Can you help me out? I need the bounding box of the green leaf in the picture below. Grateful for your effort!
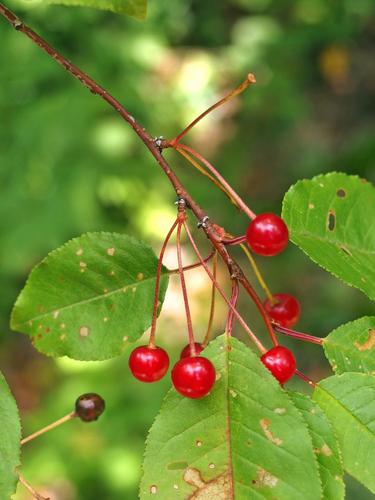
[11,232,168,361]
[289,392,345,500]
[313,373,375,493]
[141,335,322,499]
[282,172,375,300]
[323,316,375,375]
[0,372,21,498]
[45,0,147,19]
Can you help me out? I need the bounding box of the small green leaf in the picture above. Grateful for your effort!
[282,172,375,300]
[141,335,322,499]
[11,232,168,361]
[323,316,375,374]
[289,392,345,500]
[0,372,21,498]
[45,0,147,19]
[313,373,375,493]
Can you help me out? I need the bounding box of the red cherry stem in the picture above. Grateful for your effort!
[295,369,317,388]
[174,145,239,207]
[169,73,256,147]
[222,235,247,245]
[274,324,323,345]
[21,411,76,445]
[202,251,218,347]
[149,217,179,348]
[183,221,267,354]
[168,249,216,275]
[18,473,50,500]
[175,144,256,220]
[225,280,239,335]
[176,215,196,357]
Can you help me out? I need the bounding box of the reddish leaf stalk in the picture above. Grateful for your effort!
[225,280,239,335]
[183,221,266,354]
[175,143,256,220]
[149,218,179,348]
[202,251,218,347]
[295,369,317,388]
[176,214,196,356]
[274,325,323,345]
[169,73,256,147]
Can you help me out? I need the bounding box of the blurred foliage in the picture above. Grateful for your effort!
[0,0,374,498]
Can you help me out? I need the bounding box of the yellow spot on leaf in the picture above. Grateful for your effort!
[274,408,286,415]
[137,272,144,280]
[150,485,157,494]
[107,247,115,256]
[252,467,278,488]
[260,419,283,446]
[53,310,60,319]
[76,248,83,256]
[354,329,375,351]
[183,468,232,499]
[79,326,89,337]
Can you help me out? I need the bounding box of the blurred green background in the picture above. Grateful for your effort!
[1,0,374,498]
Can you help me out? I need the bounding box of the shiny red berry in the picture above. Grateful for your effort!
[263,293,301,328]
[75,393,105,422]
[246,213,289,256]
[171,356,216,399]
[129,345,169,383]
[180,342,204,359]
[261,346,296,383]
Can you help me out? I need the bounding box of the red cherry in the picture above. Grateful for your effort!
[180,342,204,359]
[75,393,105,422]
[263,293,301,328]
[246,213,289,256]
[171,356,216,399]
[129,345,169,383]
[261,346,296,383]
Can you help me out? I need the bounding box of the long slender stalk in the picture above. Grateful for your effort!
[239,243,276,304]
[183,222,266,354]
[167,249,215,275]
[175,146,238,207]
[176,219,196,356]
[225,280,239,335]
[149,218,179,347]
[274,325,323,345]
[295,369,317,388]
[169,73,256,146]
[176,144,256,220]
[202,251,218,346]
[18,473,50,500]
[21,412,76,445]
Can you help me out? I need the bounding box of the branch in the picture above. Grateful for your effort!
[0,3,273,350]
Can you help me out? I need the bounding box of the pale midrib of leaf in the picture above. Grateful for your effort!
[14,273,164,328]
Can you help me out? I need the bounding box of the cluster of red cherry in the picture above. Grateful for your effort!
[128,212,300,399]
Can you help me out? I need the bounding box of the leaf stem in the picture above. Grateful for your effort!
[239,243,276,305]
[20,412,76,445]
[176,213,196,356]
[149,218,179,348]
[202,251,218,347]
[225,280,239,335]
[18,473,50,500]
[183,221,266,354]
[175,144,256,220]
[274,325,323,345]
[295,369,317,388]
[169,73,256,147]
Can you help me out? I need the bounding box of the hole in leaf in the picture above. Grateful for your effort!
[340,246,352,257]
[327,210,336,231]
[336,188,346,198]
